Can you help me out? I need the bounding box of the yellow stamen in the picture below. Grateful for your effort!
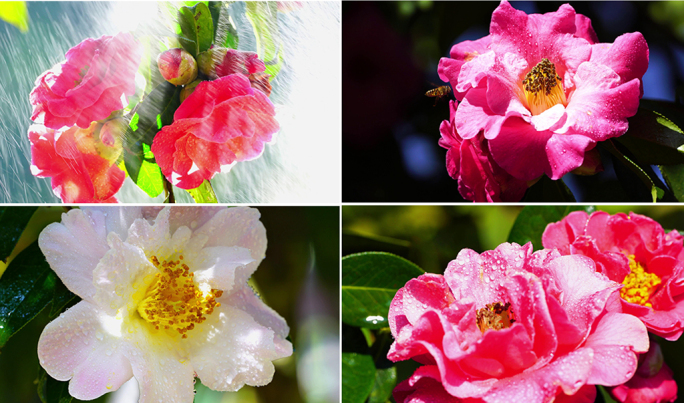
[137,255,223,338]
[476,302,515,333]
[620,255,661,308]
[522,58,567,115]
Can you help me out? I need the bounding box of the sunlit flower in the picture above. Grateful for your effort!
[543,211,684,340]
[610,342,678,403]
[439,100,527,202]
[28,121,125,203]
[30,32,141,130]
[388,242,649,402]
[151,74,279,189]
[438,1,648,181]
[37,207,292,402]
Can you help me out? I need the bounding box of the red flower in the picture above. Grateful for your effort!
[28,122,125,203]
[610,343,678,403]
[30,33,142,130]
[439,100,527,202]
[543,211,684,340]
[388,243,649,402]
[151,74,279,189]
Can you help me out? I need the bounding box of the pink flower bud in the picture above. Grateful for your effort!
[180,79,202,103]
[157,48,198,86]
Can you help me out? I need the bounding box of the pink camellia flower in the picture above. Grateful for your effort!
[151,74,278,189]
[439,100,527,202]
[542,211,684,340]
[30,33,142,130]
[28,122,125,203]
[388,242,649,403]
[198,47,271,96]
[438,1,648,181]
[38,207,292,402]
[610,343,678,403]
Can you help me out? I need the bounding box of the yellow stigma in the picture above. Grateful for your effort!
[476,302,515,334]
[137,255,223,338]
[522,58,567,115]
[620,255,661,308]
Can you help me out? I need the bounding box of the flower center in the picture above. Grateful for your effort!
[137,255,223,338]
[476,302,515,333]
[522,58,567,116]
[620,255,661,308]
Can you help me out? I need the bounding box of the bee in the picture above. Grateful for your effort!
[425,85,452,106]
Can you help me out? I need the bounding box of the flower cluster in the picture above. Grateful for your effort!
[438,1,648,202]
[28,33,141,202]
[27,4,281,201]
[37,207,292,402]
[389,211,680,403]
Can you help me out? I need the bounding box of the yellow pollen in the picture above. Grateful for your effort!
[137,255,223,338]
[522,58,567,115]
[476,302,515,334]
[620,255,661,308]
[464,51,479,62]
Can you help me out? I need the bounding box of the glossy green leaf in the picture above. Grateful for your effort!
[178,2,214,58]
[508,205,591,251]
[37,367,72,403]
[602,140,664,202]
[0,2,28,33]
[123,82,180,191]
[368,367,396,403]
[616,107,684,165]
[342,252,424,329]
[0,207,37,263]
[342,353,376,403]
[660,164,684,202]
[0,242,75,347]
[245,2,284,78]
[186,180,219,203]
[597,385,618,403]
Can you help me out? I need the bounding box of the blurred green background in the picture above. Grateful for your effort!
[0,206,340,403]
[342,205,684,403]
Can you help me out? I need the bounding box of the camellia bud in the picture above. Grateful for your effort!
[180,79,202,103]
[198,47,265,80]
[157,48,198,86]
[96,118,126,162]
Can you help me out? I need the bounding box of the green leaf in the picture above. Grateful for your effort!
[178,2,214,58]
[245,2,284,78]
[0,207,37,263]
[342,252,424,329]
[616,107,684,165]
[507,205,591,250]
[597,385,618,403]
[186,180,219,203]
[368,367,396,403]
[37,367,72,403]
[660,164,684,202]
[0,242,75,347]
[0,2,28,33]
[123,82,180,190]
[602,140,664,202]
[342,353,376,403]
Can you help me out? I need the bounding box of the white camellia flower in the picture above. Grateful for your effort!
[37,206,292,402]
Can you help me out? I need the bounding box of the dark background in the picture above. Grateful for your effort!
[342,1,684,202]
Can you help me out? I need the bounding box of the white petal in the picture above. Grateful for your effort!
[185,305,292,391]
[93,233,157,314]
[191,246,255,292]
[38,209,110,301]
[126,339,195,403]
[164,206,225,233]
[38,301,133,400]
[83,207,143,242]
[126,208,173,258]
[223,284,290,340]
[193,207,267,280]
